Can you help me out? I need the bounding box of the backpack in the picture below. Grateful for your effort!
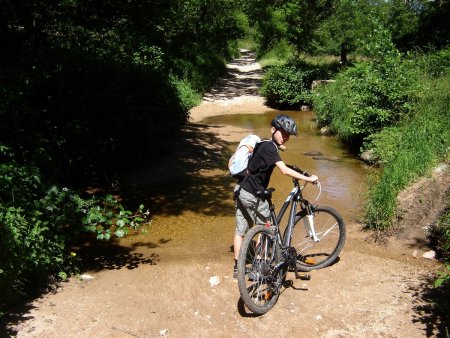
[228,134,261,179]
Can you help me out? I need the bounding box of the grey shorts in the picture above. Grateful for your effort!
[234,185,270,236]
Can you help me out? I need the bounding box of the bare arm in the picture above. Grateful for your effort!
[275,161,318,183]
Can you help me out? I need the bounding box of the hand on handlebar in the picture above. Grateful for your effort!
[285,164,318,184]
[308,175,319,184]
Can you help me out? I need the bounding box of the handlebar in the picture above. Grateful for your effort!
[286,164,321,202]
[286,164,310,177]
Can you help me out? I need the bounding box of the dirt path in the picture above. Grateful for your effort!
[5,50,449,338]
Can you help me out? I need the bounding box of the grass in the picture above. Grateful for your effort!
[258,39,294,67]
[364,70,450,230]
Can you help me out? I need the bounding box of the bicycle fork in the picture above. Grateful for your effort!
[303,206,320,242]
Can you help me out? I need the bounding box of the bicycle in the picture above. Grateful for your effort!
[237,165,346,314]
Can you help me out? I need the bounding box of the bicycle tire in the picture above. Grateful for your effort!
[237,225,283,314]
[289,205,346,272]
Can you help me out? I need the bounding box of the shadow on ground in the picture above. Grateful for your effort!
[120,122,236,217]
[410,274,450,337]
[203,50,264,101]
[76,237,162,271]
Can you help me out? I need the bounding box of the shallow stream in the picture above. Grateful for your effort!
[203,110,373,223]
[120,110,374,260]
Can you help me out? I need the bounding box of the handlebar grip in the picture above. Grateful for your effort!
[287,164,310,177]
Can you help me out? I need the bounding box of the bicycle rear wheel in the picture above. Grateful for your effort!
[237,225,283,314]
[290,205,346,272]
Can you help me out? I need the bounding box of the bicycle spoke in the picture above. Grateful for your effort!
[291,206,346,271]
[237,226,283,314]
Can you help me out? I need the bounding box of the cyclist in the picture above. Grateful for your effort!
[233,114,318,278]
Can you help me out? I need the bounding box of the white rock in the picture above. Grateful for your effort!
[160,329,169,336]
[315,315,322,320]
[209,276,220,286]
[79,274,95,280]
[320,126,331,135]
[422,250,436,260]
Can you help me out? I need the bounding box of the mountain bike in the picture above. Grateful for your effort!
[237,165,346,314]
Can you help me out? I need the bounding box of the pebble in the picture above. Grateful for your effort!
[422,250,436,260]
[79,274,95,280]
[209,276,220,286]
[160,329,169,336]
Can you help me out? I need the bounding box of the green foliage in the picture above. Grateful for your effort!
[414,47,450,78]
[261,63,313,108]
[433,206,450,288]
[435,265,450,288]
[247,2,290,55]
[0,148,150,314]
[170,75,202,112]
[413,0,450,50]
[258,39,294,67]
[313,26,421,144]
[261,59,338,109]
[363,68,450,230]
[169,50,228,98]
[77,194,150,240]
[431,193,450,289]
[1,0,249,317]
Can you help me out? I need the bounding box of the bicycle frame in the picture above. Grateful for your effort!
[237,169,346,314]
[261,177,322,282]
[268,179,316,249]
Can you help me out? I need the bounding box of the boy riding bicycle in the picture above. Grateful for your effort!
[233,114,318,278]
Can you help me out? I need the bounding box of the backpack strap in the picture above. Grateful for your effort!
[233,140,278,200]
[233,173,249,201]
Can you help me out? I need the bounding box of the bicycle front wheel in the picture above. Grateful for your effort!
[237,225,283,314]
[290,205,346,272]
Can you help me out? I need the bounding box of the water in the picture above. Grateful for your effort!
[121,110,374,256]
[203,110,373,223]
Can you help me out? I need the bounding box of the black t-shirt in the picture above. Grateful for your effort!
[240,140,281,195]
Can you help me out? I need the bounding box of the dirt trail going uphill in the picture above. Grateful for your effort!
[4,50,449,338]
[189,50,275,125]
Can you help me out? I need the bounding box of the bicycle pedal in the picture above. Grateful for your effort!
[297,273,311,281]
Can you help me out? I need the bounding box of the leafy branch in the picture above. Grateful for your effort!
[78,194,151,240]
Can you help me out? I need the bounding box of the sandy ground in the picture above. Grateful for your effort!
[4,50,449,338]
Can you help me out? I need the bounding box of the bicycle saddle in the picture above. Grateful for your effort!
[256,188,275,200]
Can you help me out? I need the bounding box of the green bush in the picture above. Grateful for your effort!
[170,75,202,112]
[417,47,450,78]
[364,70,450,230]
[432,200,450,289]
[313,56,420,144]
[433,202,450,259]
[313,24,425,146]
[261,59,333,109]
[258,39,294,67]
[0,147,150,317]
